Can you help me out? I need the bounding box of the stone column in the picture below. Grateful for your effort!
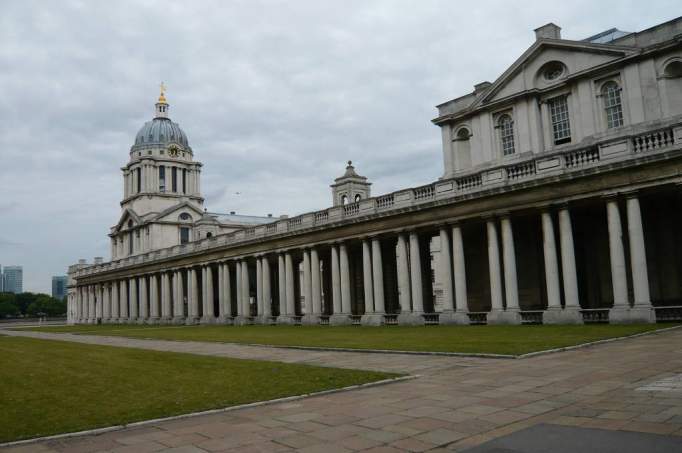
[111,281,120,321]
[163,272,173,321]
[285,252,295,316]
[302,250,313,319]
[371,238,385,315]
[606,198,629,319]
[396,234,411,315]
[174,270,184,321]
[95,285,103,320]
[120,279,129,321]
[262,257,272,319]
[626,194,655,322]
[220,263,232,321]
[88,286,95,322]
[241,260,250,317]
[500,216,520,314]
[139,276,148,321]
[256,257,263,317]
[409,232,424,314]
[235,261,242,317]
[486,219,505,318]
[339,243,352,315]
[310,248,321,315]
[559,207,581,313]
[331,245,342,316]
[452,225,468,315]
[102,284,111,321]
[188,268,199,322]
[542,211,561,309]
[362,239,374,314]
[149,274,159,321]
[204,265,215,320]
[129,278,138,321]
[438,228,454,313]
[278,254,287,318]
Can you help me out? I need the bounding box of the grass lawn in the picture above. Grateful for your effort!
[0,336,394,443]
[20,323,675,355]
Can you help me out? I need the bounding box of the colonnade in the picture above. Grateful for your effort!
[70,192,656,325]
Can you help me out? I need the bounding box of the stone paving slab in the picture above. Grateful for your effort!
[2,328,682,452]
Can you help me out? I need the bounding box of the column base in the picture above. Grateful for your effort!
[216,316,234,325]
[134,318,147,325]
[146,317,161,325]
[301,314,320,325]
[439,311,470,325]
[233,315,254,326]
[397,313,424,326]
[329,314,352,326]
[361,313,384,326]
[610,306,656,324]
[543,307,583,325]
[172,316,186,325]
[200,316,217,325]
[487,309,521,325]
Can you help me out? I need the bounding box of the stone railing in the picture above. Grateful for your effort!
[383,314,399,325]
[73,119,682,279]
[467,312,488,325]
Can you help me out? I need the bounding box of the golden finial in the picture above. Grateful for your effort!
[158,82,167,104]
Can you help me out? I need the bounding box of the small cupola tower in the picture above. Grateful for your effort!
[155,82,169,118]
[331,161,372,206]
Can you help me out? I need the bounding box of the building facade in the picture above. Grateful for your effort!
[3,266,23,294]
[52,276,68,300]
[68,18,682,326]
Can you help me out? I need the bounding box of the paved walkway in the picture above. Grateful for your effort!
[2,328,682,452]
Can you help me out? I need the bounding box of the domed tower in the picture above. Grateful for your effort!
[110,85,205,259]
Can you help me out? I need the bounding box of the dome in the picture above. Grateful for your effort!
[133,118,189,147]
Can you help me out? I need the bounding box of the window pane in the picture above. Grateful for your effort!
[159,166,165,192]
[498,115,515,155]
[180,227,189,244]
[603,83,624,129]
[172,167,177,192]
[549,96,571,144]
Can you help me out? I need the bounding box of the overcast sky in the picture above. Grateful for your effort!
[0,1,676,293]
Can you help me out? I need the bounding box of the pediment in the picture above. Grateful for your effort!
[153,202,204,223]
[476,39,638,107]
[112,208,142,234]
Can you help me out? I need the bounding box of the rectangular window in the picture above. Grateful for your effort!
[180,227,190,245]
[129,231,134,254]
[172,167,178,192]
[159,166,166,192]
[136,168,141,193]
[182,169,187,194]
[548,96,571,145]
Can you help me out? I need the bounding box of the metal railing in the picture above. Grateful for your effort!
[581,308,610,324]
[520,310,543,325]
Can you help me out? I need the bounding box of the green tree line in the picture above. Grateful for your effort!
[0,292,66,318]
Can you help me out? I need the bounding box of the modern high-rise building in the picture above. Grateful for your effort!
[52,276,68,300]
[3,266,23,294]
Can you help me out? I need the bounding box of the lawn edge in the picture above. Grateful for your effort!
[515,324,682,359]
[0,374,416,448]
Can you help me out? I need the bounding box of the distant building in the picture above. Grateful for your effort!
[52,276,68,300]
[3,266,23,294]
[0,265,3,292]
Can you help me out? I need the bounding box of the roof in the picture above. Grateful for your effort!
[210,212,276,226]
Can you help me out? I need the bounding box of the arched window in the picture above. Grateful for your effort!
[354,194,361,203]
[341,195,348,205]
[127,220,133,229]
[456,128,470,141]
[497,114,515,155]
[602,82,623,129]
[664,60,682,78]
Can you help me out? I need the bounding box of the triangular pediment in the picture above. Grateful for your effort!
[152,201,204,223]
[474,39,638,107]
[111,208,143,234]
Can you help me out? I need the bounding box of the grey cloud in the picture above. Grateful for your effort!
[0,0,676,292]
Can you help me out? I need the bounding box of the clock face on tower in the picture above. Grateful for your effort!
[168,145,180,158]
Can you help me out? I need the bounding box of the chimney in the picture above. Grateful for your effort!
[230,211,236,215]
[534,23,561,40]
[78,259,87,265]
[267,213,273,217]
[94,257,103,265]
[474,81,492,95]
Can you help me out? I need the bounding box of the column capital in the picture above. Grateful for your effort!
[621,189,641,199]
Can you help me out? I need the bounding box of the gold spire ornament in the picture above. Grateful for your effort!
[158,82,167,104]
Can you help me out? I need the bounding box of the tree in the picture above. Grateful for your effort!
[0,296,20,318]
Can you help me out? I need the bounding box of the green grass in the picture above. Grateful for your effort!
[21,323,674,355]
[0,336,394,443]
